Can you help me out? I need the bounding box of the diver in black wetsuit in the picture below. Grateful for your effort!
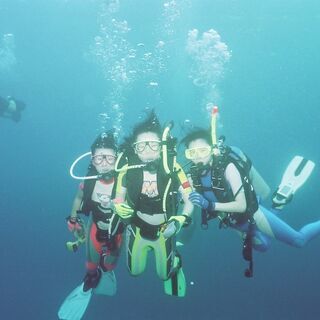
[0,95,25,122]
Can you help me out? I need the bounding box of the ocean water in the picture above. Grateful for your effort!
[1,1,320,319]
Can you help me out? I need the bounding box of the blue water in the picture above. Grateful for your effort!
[1,1,320,319]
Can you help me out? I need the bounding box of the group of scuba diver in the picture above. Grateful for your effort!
[58,106,318,320]
[0,95,26,122]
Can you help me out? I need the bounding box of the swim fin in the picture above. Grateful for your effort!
[93,270,117,296]
[58,283,92,320]
[164,256,186,297]
[273,156,315,209]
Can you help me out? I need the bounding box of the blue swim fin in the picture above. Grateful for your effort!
[58,283,92,320]
[93,270,117,296]
[273,156,315,209]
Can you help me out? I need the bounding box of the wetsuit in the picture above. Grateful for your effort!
[199,160,320,251]
[80,177,123,272]
[119,161,189,281]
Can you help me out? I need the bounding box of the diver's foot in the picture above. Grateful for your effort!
[83,269,101,292]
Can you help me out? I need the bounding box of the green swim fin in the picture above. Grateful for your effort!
[273,156,315,209]
[58,283,92,320]
[93,270,117,296]
[164,256,186,297]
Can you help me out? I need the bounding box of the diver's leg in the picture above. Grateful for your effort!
[84,219,102,290]
[255,206,320,248]
[153,233,174,280]
[126,225,149,276]
[234,225,270,252]
[100,234,122,271]
[153,234,186,297]
[252,229,271,252]
[250,166,271,201]
[85,219,102,271]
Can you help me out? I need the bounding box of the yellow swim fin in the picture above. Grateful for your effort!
[164,256,186,297]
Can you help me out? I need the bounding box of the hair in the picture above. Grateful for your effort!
[90,130,118,154]
[132,109,162,140]
[120,109,162,153]
[180,127,212,148]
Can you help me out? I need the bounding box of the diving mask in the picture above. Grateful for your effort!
[185,146,212,160]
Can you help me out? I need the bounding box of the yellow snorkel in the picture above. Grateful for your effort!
[161,122,174,213]
[211,105,220,156]
[161,122,192,213]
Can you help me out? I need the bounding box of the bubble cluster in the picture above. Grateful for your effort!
[0,33,17,75]
[91,0,179,136]
[90,1,136,135]
[91,10,135,85]
[162,1,181,36]
[186,28,231,88]
[162,0,190,37]
[98,101,124,138]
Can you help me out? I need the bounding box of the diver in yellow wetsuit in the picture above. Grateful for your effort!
[113,110,193,297]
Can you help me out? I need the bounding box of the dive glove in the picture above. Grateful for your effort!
[114,203,134,219]
[189,191,215,211]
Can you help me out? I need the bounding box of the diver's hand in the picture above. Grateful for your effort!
[114,203,134,219]
[66,216,83,232]
[161,215,186,239]
[189,192,215,210]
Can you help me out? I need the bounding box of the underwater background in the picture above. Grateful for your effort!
[1,0,320,319]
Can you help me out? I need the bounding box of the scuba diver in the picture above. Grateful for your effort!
[113,110,193,297]
[0,95,25,122]
[183,107,318,277]
[58,131,124,320]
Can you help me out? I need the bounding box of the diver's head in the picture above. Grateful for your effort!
[131,110,162,163]
[91,131,117,174]
[182,128,213,166]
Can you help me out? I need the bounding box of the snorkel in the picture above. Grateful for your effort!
[162,121,175,175]
[162,121,192,213]
[211,105,220,156]
[161,121,175,214]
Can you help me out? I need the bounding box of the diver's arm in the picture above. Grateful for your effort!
[163,163,194,235]
[179,186,194,217]
[113,171,128,203]
[249,166,270,201]
[175,162,194,218]
[214,163,247,213]
[66,187,85,236]
[163,186,193,237]
[113,173,134,219]
[70,188,84,218]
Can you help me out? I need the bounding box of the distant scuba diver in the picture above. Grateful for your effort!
[58,131,124,320]
[0,95,25,122]
[113,110,194,297]
[184,106,318,277]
